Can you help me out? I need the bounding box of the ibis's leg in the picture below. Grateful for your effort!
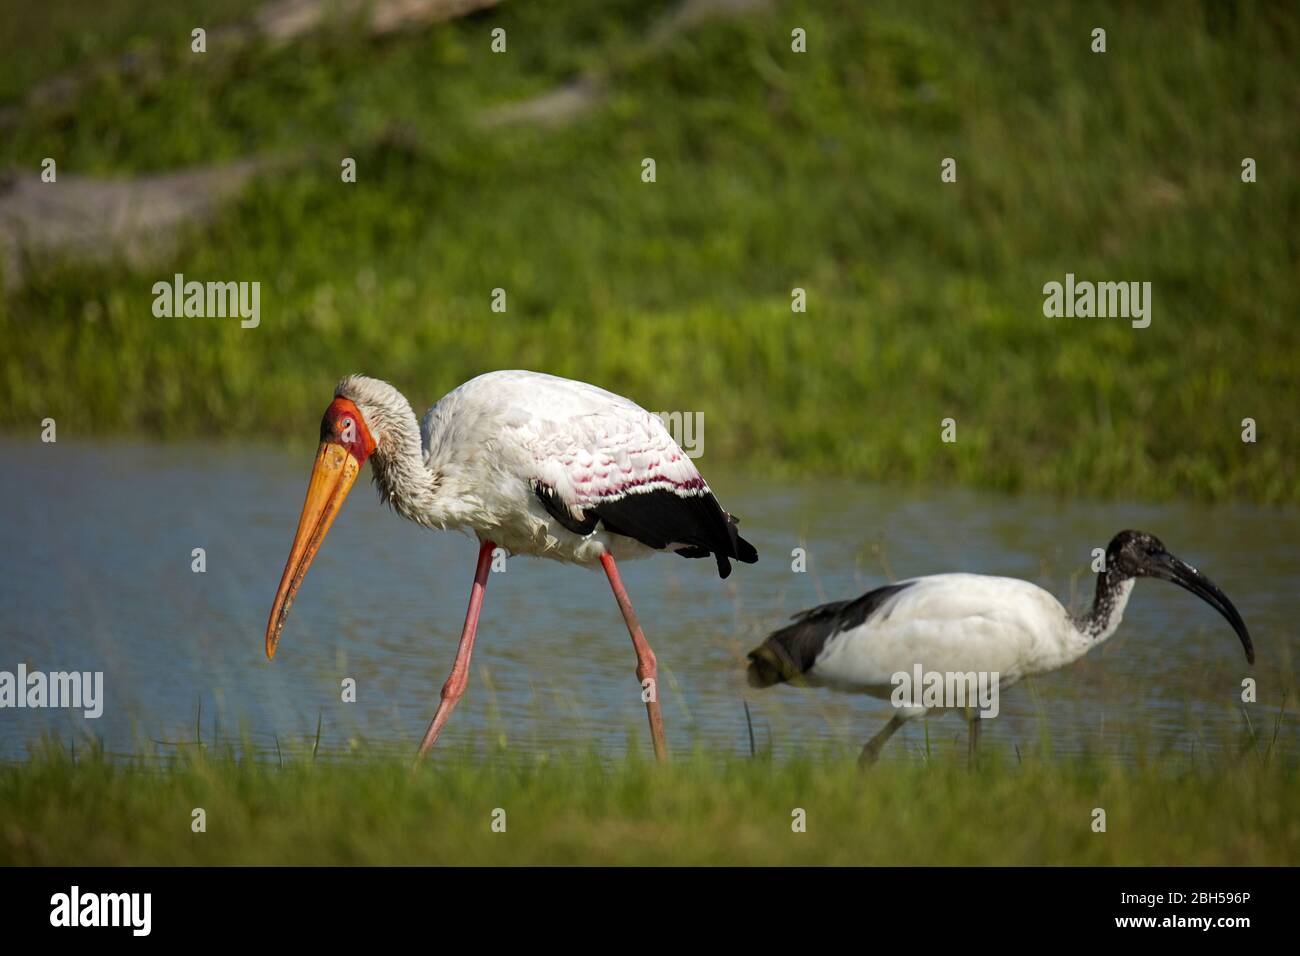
[968,714,981,768]
[415,539,496,762]
[859,714,907,768]
[600,552,667,761]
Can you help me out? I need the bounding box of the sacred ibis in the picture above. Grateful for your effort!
[747,530,1253,764]
[265,371,757,761]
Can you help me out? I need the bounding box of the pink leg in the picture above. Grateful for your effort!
[415,539,495,761]
[600,552,667,761]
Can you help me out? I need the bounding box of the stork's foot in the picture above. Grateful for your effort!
[413,539,496,765]
[601,552,668,761]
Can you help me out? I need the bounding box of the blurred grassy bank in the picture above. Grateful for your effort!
[0,0,1296,502]
[2,745,1296,864]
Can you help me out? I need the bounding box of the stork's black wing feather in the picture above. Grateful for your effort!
[533,481,599,535]
[532,480,758,580]
[593,488,757,579]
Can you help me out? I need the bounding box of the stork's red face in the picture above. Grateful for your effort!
[265,397,376,659]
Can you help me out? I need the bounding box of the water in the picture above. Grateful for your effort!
[1,439,1295,763]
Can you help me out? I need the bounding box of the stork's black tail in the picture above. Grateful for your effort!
[588,487,758,579]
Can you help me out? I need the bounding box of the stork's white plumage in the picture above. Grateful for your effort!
[265,370,757,760]
[748,531,1254,764]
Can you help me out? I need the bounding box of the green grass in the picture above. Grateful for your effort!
[1,743,1296,865]
[0,0,266,102]
[1,0,1297,502]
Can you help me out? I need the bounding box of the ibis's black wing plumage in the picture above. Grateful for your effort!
[747,581,916,687]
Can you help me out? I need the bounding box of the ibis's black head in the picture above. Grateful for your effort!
[1106,530,1255,665]
[1106,529,1169,578]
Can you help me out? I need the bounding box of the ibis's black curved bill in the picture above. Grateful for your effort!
[1151,552,1255,665]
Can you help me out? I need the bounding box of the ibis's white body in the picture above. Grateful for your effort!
[342,370,718,566]
[804,573,1134,704]
[748,529,1248,761]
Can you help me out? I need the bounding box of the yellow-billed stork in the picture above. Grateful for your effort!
[747,530,1254,764]
[265,371,757,761]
